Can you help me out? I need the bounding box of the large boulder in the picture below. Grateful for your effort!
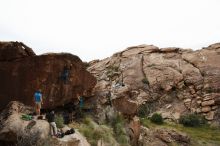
[0,41,96,109]
[0,101,50,145]
[88,43,220,122]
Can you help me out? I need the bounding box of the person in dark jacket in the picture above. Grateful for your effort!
[46,111,57,136]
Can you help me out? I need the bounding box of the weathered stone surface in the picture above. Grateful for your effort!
[212,106,218,110]
[128,116,141,146]
[184,99,191,103]
[88,42,220,122]
[201,106,212,113]
[58,126,91,146]
[138,126,190,146]
[205,111,215,120]
[196,100,202,105]
[155,129,190,144]
[0,101,49,143]
[0,42,96,109]
[0,41,36,61]
[196,108,202,113]
[215,97,220,105]
[201,100,215,106]
[112,97,138,115]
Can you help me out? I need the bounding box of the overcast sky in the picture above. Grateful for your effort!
[0,0,219,61]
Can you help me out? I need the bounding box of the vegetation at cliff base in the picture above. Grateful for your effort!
[140,118,220,146]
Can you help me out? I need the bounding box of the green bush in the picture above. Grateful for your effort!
[110,114,130,145]
[137,102,157,118]
[150,113,163,124]
[79,117,118,146]
[55,114,64,128]
[83,62,90,68]
[179,113,206,127]
[142,78,149,84]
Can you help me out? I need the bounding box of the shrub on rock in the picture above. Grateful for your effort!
[55,114,64,128]
[179,113,206,127]
[150,113,163,124]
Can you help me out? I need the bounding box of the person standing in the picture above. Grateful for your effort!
[34,90,43,115]
[76,93,84,118]
[46,111,58,136]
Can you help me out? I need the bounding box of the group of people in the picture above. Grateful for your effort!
[32,65,86,137]
[34,89,84,137]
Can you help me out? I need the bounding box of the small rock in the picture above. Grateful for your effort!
[203,96,213,101]
[205,111,215,120]
[184,99,191,103]
[201,100,215,106]
[212,105,218,110]
[196,100,202,105]
[196,108,202,113]
[201,106,211,113]
[191,108,196,113]
[166,104,172,109]
[215,97,220,105]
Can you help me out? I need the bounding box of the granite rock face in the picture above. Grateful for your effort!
[0,41,96,109]
[88,43,220,122]
[0,101,49,144]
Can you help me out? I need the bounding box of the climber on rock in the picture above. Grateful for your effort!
[61,65,69,84]
[34,90,43,115]
[76,93,84,118]
[60,64,71,84]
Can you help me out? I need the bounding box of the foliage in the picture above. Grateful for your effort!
[83,62,90,68]
[16,129,55,146]
[142,77,149,84]
[179,113,206,127]
[137,102,157,118]
[110,114,130,145]
[150,113,163,124]
[141,118,220,146]
[108,65,119,72]
[106,65,120,78]
[79,117,118,146]
[55,114,64,128]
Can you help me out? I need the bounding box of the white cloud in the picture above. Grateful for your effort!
[0,0,219,61]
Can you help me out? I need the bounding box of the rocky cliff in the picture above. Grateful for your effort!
[0,41,96,109]
[88,43,220,123]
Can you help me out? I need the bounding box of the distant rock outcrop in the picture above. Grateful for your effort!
[0,41,96,109]
[88,43,220,123]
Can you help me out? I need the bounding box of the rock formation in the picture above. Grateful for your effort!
[0,101,91,146]
[138,126,190,146]
[0,101,49,145]
[0,41,96,110]
[88,43,220,123]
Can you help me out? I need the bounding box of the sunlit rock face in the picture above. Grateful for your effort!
[88,43,220,122]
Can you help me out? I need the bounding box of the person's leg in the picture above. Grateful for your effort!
[50,123,54,136]
[35,103,38,115]
[51,122,58,135]
[35,103,40,115]
[36,102,41,115]
[54,123,58,135]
